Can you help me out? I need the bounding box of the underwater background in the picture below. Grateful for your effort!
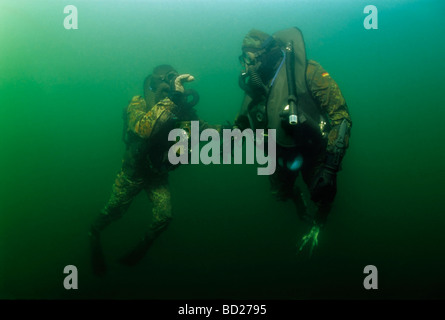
[1,0,444,299]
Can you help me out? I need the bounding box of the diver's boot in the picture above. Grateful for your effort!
[118,232,156,266]
[89,228,107,276]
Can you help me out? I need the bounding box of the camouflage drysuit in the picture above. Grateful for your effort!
[90,65,215,272]
[92,96,181,238]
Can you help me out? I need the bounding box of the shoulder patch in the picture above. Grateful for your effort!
[322,72,330,77]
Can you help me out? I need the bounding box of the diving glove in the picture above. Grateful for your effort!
[173,74,194,93]
[310,166,337,204]
[311,119,348,204]
[297,224,320,258]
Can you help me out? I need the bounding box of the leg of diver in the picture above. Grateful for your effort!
[269,165,297,201]
[297,156,330,257]
[90,171,143,275]
[292,186,313,223]
[119,175,172,266]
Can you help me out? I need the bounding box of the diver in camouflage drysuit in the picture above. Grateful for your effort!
[235,29,352,255]
[90,65,215,275]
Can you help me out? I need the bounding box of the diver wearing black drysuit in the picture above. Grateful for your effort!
[234,28,352,255]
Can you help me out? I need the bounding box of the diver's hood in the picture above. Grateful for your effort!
[144,74,168,109]
[144,66,179,108]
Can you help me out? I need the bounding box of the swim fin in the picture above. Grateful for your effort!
[89,229,107,276]
[118,233,155,266]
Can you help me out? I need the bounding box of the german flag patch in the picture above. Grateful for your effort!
[322,72,329,77]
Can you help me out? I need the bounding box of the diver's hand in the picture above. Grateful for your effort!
[297,224,320,257]
[310,166,337,204]
[174,74,195,93]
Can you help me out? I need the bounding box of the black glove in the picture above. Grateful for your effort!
[310,166,337,204]
[168,90,185,107]
[168,89,200,109]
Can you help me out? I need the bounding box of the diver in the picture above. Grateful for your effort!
[89,64,219,275]
[234,28,352,256]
